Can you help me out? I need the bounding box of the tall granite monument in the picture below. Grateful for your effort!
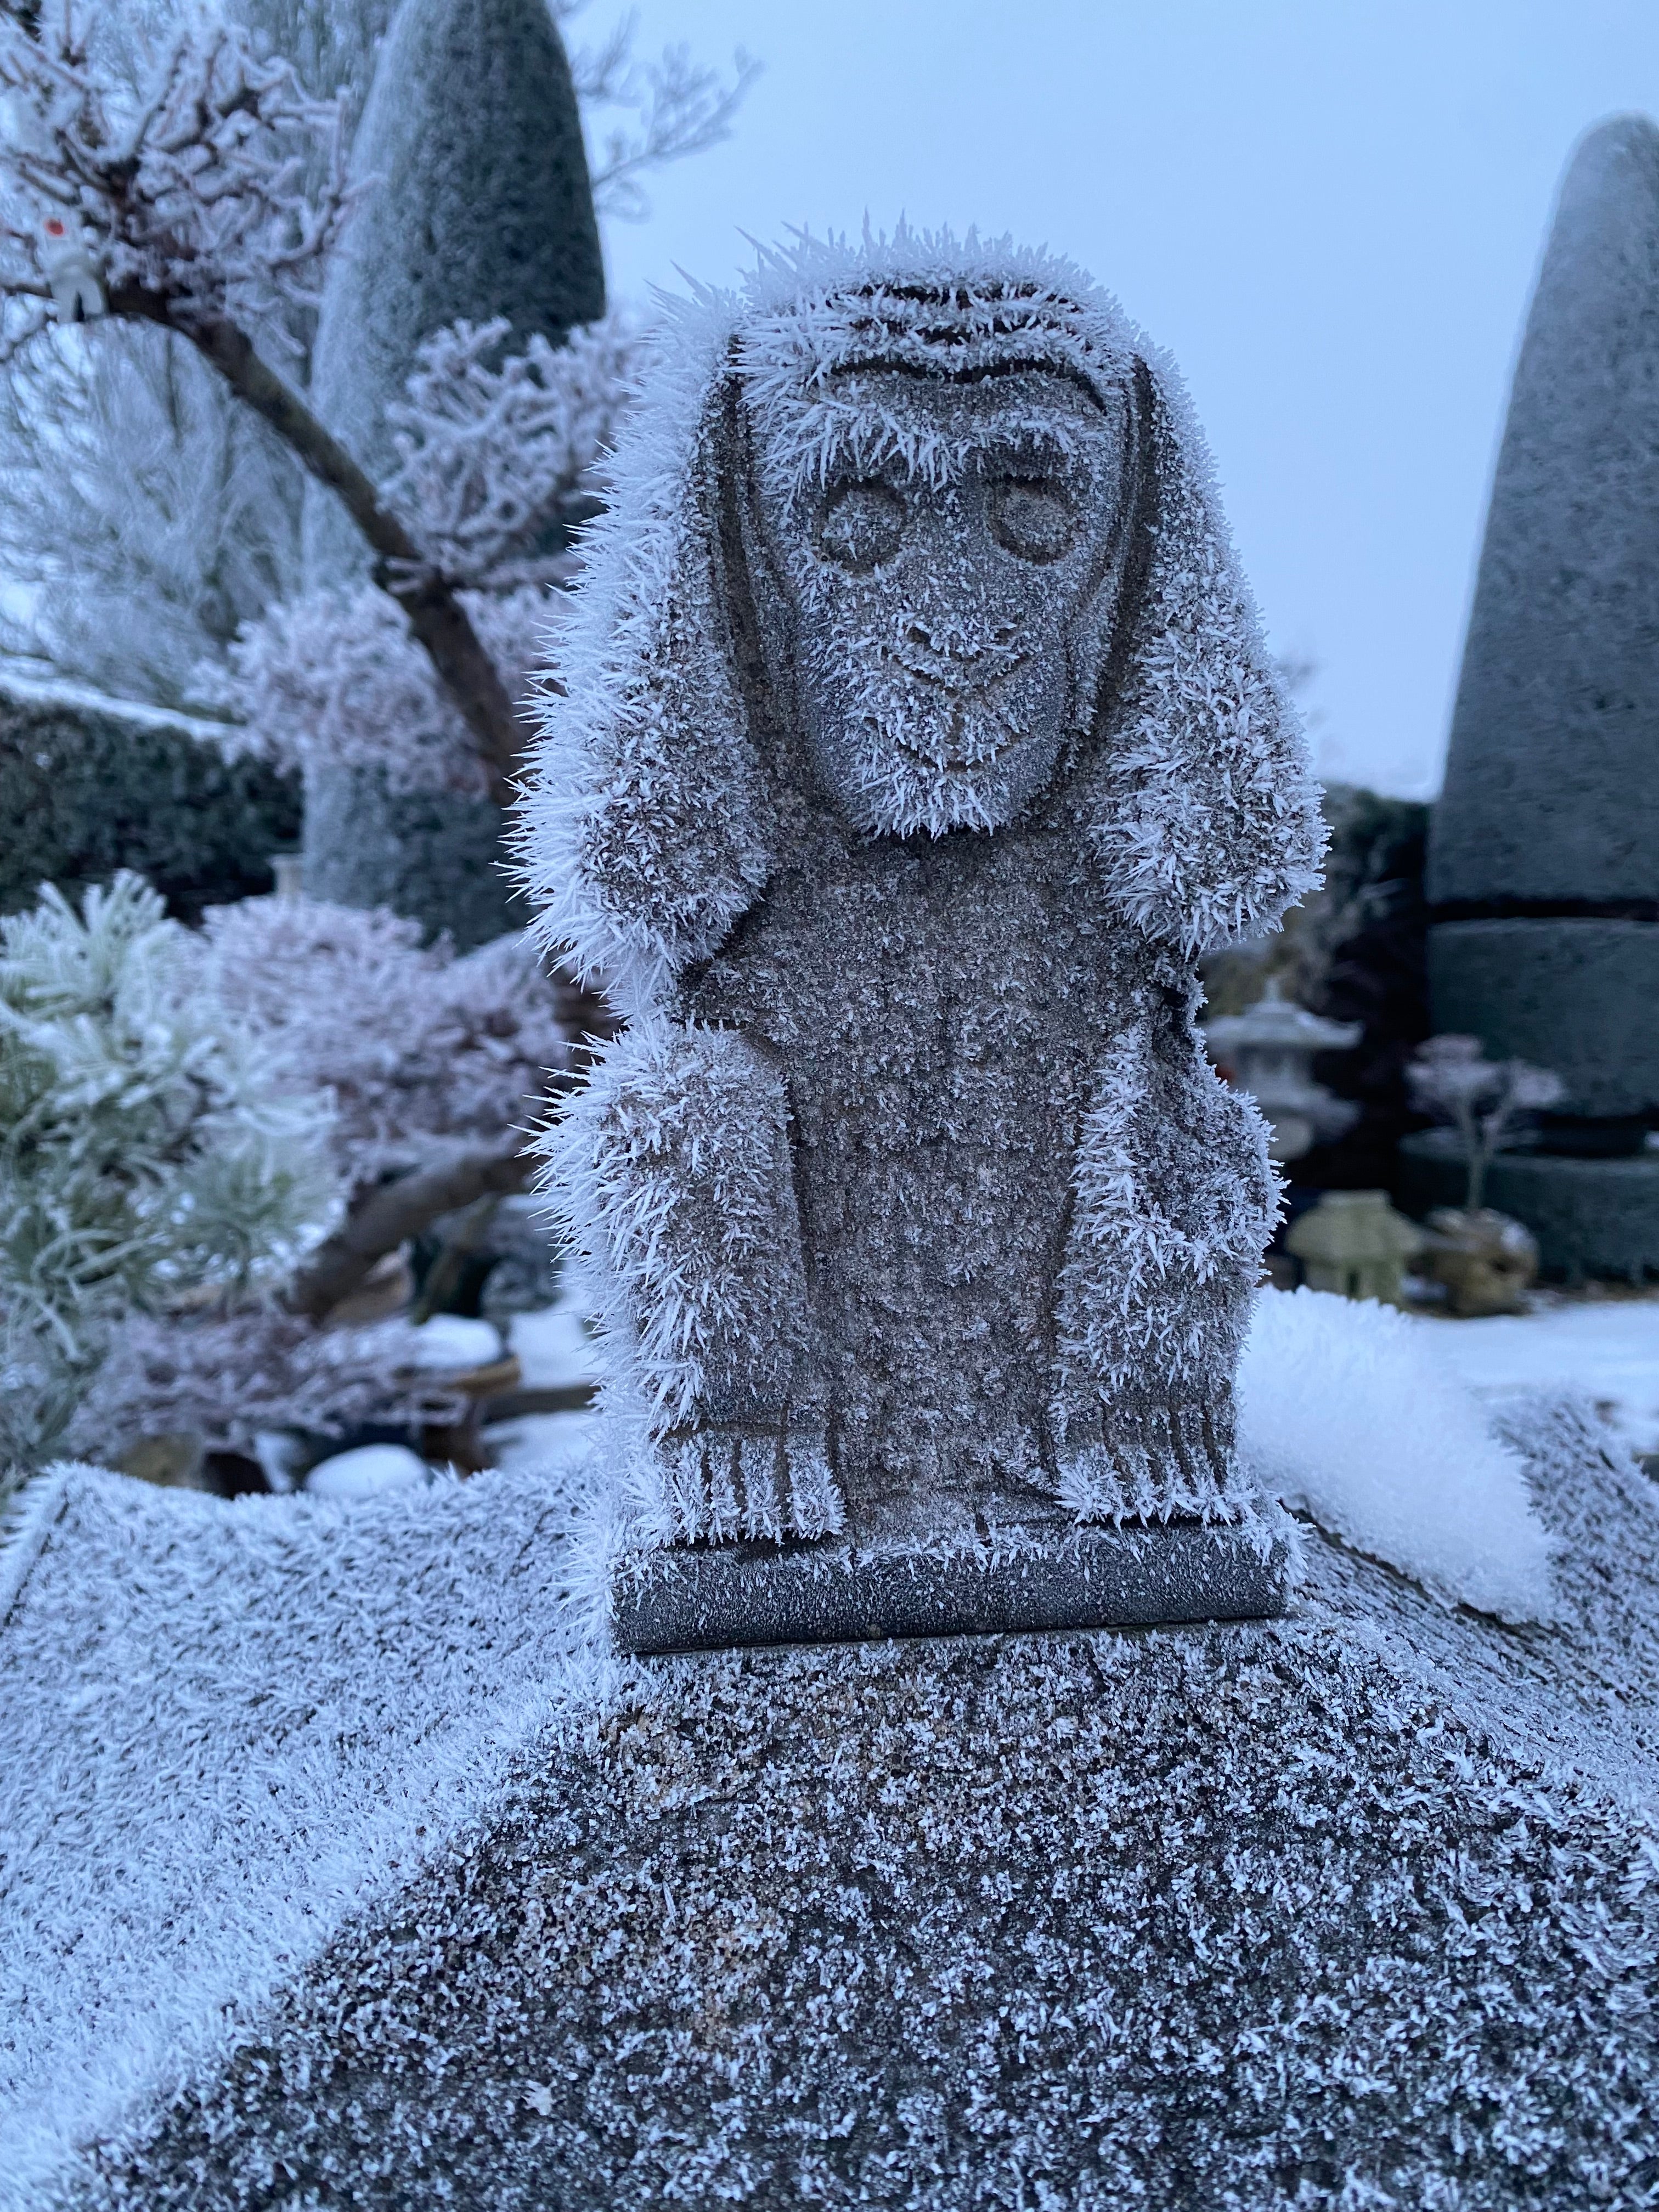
[520,234,1324,1650]
[301,0,606,949]
[1425,116,1659,1275]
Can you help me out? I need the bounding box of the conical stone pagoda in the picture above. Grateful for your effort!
[1421,115,1659,1275]
[301,0,606,947]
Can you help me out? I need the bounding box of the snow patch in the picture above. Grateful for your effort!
[305,1442,430,1499]
[1239,1285,1556,1623]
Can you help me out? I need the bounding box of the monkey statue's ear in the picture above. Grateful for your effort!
[1084,372,1325,958]
[516,363,774,1017]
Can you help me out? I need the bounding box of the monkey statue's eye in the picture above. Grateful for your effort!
[819,480,905,571]
[989,479,1076,564]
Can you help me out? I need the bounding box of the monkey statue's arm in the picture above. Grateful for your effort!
[549,1018,843,1545]
[1048,985,1278,1525]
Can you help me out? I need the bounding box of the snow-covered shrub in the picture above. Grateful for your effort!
[203,579,554,793]
[0,873,338,1469]
[194,895,571,1187]
[65,1305,461,1464]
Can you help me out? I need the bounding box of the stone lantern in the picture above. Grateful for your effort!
[1206,980,1362,1163]
[1285,1190,1425,1306]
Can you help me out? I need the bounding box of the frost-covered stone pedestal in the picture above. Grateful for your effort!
[38,1399,1659,2212]
[614,1514,1289,1653]
[520,235,1322,1652]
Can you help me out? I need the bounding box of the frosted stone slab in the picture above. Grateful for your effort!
[1400,1136,1659,1282]
[613,1520,1289,1655]
[1428,917,1659,1121]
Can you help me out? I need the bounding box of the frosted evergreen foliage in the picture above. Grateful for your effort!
[195,894,570,1189]
[0,322,302,712]
[520,230,1323,1560]
[0,873,338,1467]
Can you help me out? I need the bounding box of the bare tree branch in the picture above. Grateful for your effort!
[285,1142,532,1323]
[551,2,758,221]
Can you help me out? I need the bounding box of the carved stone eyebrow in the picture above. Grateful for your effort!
[969,418,1093,478]
[779,393,1103,500]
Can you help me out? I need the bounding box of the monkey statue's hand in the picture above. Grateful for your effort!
[657,1419,844,1545]
[1049,1384,1247,1526]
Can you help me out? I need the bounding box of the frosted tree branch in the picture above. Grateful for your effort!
[553,3,758,221]
[0,4,526,802]
[0,1,351,347]
[1407,1034,1566,1212]
[384,312,639,586]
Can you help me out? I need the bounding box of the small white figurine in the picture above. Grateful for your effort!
[38,212,105,323]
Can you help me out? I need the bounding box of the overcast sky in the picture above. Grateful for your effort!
[596,0,1659,799]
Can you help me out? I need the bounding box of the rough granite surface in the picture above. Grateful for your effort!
[1431,116,1659,910]
[58,1399,1659,2212]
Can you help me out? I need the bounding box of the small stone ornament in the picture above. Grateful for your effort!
[520,233,1324,1652]
[1206,977,1360,1163]
[1285,1189,1425,1308]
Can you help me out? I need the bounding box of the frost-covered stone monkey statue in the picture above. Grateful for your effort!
[520,234,1323,1652]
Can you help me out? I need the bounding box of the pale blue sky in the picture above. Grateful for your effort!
[598,0,1659,798]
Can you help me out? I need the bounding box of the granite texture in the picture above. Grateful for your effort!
[1430,116,1659,910]
[1427,917,1659,1121]
[60,1400,1659,2212]
[614,1518,1290,1654]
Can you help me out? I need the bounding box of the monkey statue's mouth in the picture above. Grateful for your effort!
[878,647,1032,772]
[890,699,1023,772]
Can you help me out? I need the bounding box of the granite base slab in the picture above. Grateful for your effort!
[613,1520,1289,1656]
[1400,1133,1659,1280]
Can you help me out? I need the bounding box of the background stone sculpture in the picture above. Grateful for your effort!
[520,234,1323,1648]
[1424,116,1659,1277]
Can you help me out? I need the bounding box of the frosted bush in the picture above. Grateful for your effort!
[194,895,571,1189]
[205,310,637,792]
[384,313,640,588]
[0,874,339,1469]
[1407,1033,1565,1211]
[65,1306,461,1463]
[203,579,555,792]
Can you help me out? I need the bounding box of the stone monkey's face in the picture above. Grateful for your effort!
[753,368,1133,837]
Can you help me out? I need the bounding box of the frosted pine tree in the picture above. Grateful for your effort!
[0,875,339,1474]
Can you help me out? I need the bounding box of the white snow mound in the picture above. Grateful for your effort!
[1239,1286,1558,1624]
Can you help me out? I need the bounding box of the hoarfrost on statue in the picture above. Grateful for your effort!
[520,230,1323,1598]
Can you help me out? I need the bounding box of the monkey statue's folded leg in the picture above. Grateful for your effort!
[550,1019,843,1546]
[1049,990,1279,1525]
